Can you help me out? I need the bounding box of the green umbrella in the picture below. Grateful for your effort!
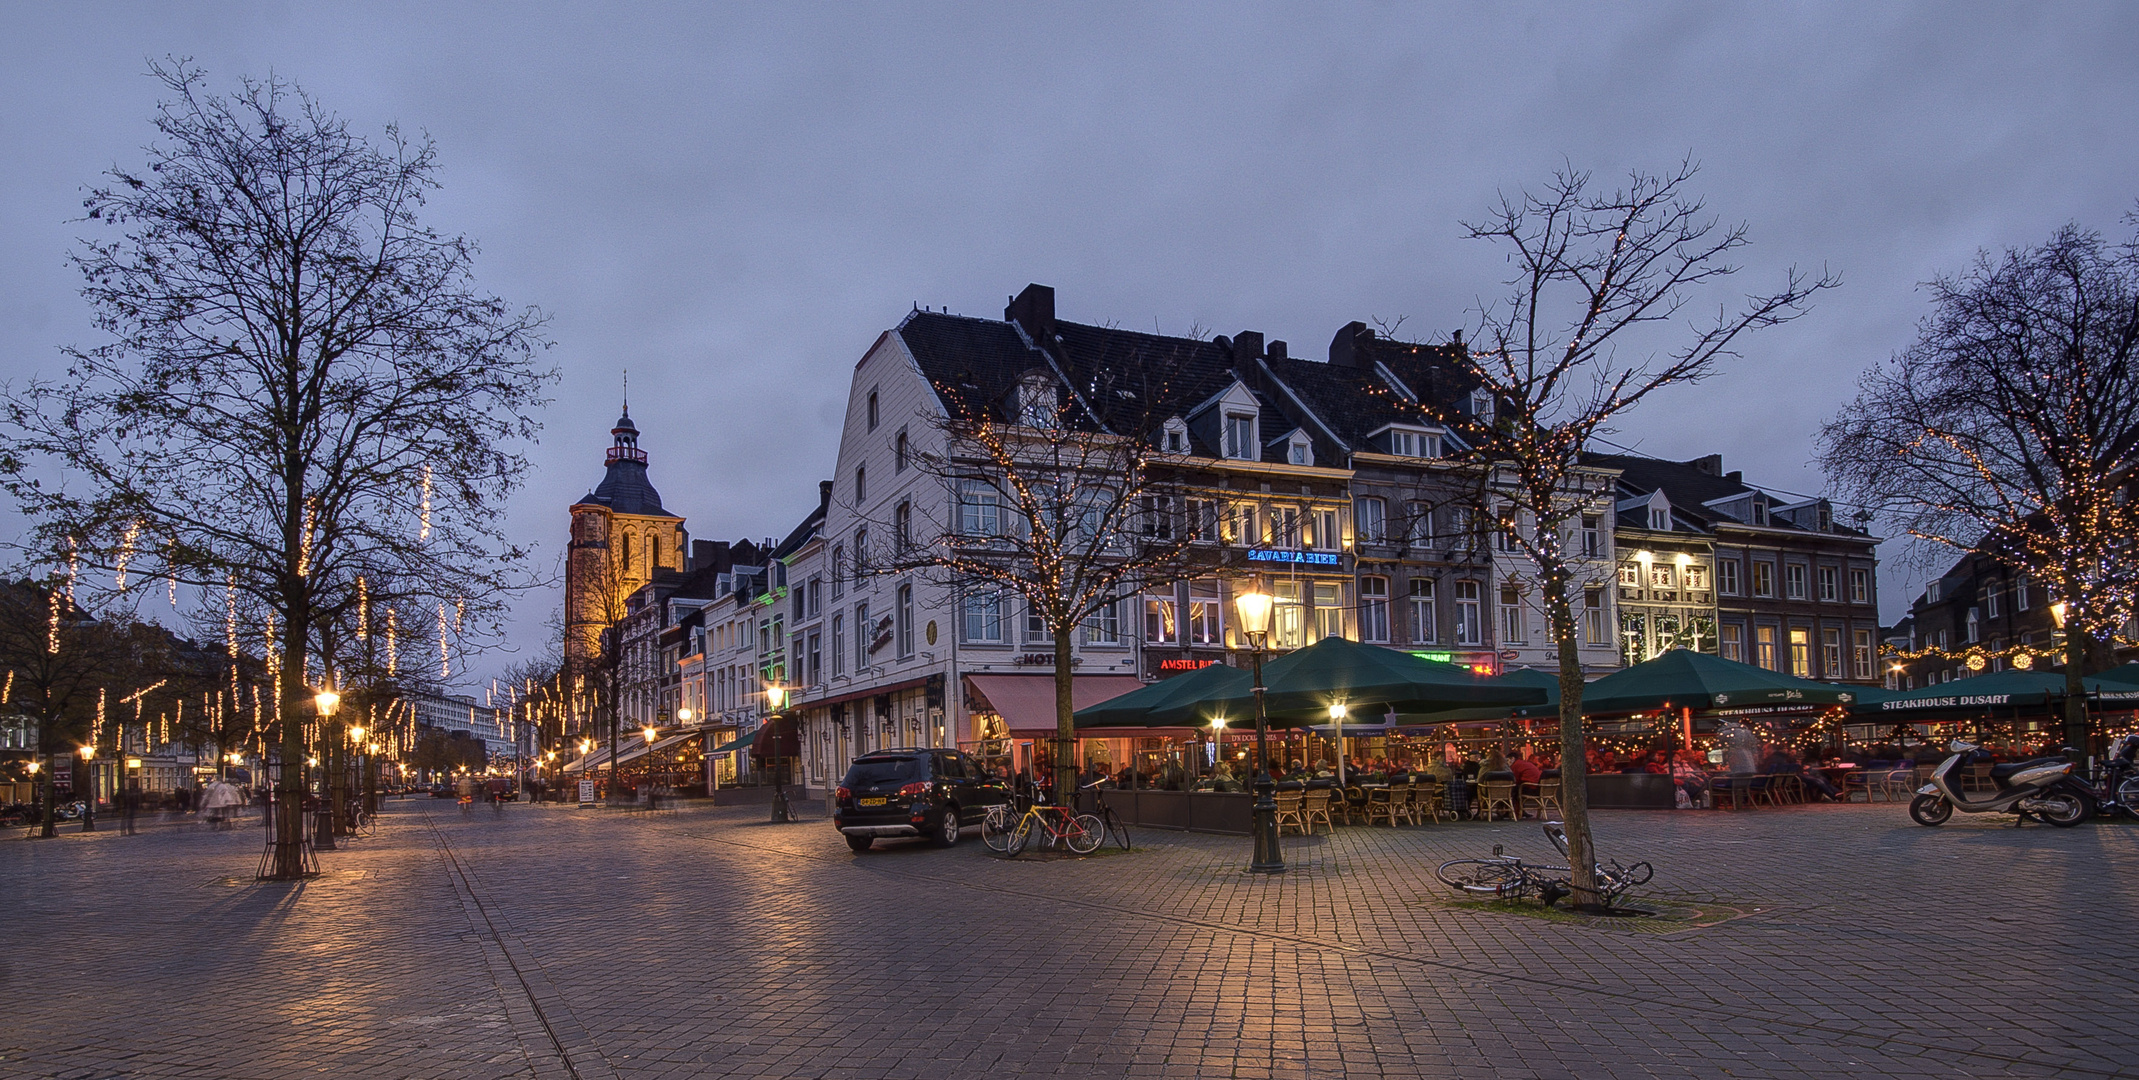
[1853,668,2139,716]
[1186,635,1546,726]
[1400,666,1565,725]
[1072,662,1252,728]
[1580,648,1866,715]
[2090,662,2139,687]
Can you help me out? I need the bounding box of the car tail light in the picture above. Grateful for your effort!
[898,782,931,798]
[835,786,852,801]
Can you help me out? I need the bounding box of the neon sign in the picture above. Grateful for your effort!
[1247,549,1340,566]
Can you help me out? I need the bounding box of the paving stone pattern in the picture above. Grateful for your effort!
[2,797,2133,1079]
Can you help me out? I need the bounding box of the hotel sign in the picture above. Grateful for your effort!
[1247,548,1340,566]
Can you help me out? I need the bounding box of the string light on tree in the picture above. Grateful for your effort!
[114,520,140,590]
[419,464,433,541]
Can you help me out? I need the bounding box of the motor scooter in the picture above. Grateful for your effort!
[1909,740,2088,827]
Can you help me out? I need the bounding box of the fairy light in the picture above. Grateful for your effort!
[297,498,317,578]
[3,670,12,703]
[95,688,106,747]
[357,577,369,640]
[46,588,60,655]
[64,539,78,607]
[115,520,140,590]
[224,575,239,658]
[419,464,433,541]
[455,596,465,633]
[386,609,399,677]
[263,612,278,674]
[438,602,451,678]
[167,539,178,607]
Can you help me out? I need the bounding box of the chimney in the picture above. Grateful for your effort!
[1689,454,1724,477]
[1267,340,1288,361]
[1229,331,1264,386]
[691,539,727,572]
[1451,329,1464,349]
[1327,321,1374,369]
[818,478,834,512]
[1005,283,1055,343]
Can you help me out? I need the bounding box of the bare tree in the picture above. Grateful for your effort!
[1820,222,2139,756]
[2,63,552,877]
[877,373,1214,801]
[1388,161,1833,908]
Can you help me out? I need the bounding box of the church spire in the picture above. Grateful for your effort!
[607,400,645,466]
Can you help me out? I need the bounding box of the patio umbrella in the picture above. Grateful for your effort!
[1184,635,1546,725]
[1579,648,1866,715]
[1399,666,1566,725]
[2090,662,2139,687]
[1072,662,1251,728]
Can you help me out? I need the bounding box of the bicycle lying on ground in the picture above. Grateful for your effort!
[1082,780,1132,851]
[1435,822,1654,909]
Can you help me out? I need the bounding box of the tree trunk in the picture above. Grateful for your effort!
[1054,631,1076,807]
[2064,621,2089,762]
[266,613,313,879]
[1537,562,1601,909]
[38,751,55,839]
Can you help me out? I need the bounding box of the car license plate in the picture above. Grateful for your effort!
[860,797,888,807]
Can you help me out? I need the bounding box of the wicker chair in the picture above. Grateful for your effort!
[1274,789,1306,835]
[1476,779,1519,821]
[1523,778,1563,820]
[1301,788,1334,835]
[1363,785,1398,826]
[1413,779,1444,824]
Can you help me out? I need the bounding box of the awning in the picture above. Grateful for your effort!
[561,748,614,774]
[965,674,1146,738]
[709,729,758,756]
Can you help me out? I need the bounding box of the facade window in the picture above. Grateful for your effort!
[793,578,807,619]
[1143,593,1177,644]
[1187,579,1222,645]
[807,577,822,618]
[1230,503,1260,547]
[1450,506,1477,552]
[1752,561,1775,598]
[1648,563,1675,596]
[894,502,912,552]
[1718,558,1740,596]
[1356,497,1387,544]
[1406,502,1434,547]
[1084,595,1121,645]
[1788,628,1811,677]
[1583,588,1606,646]
[866,389,878,431]
[1470,389,1494,420]
[1850,568,1870,604]
[853,528,869,572]
[854,603,871,669]
[1223,412,1256,460]
[896,585,914,658]
[830,546,845,599]
[1454,581,1482,645]
[1164,421,1187,453]
[1649,507,1670,531]
[1853,630,1874,680]
[1408,579,1436,644]
[1784,564,1807,600]
[1271,507,1302,548]
[1619,564,1641,592]
[1273,581,1305,649]
[1755,625,1777,670]
[895,429,909,473]
[1287,434,1311,466]
[1025,600,1050,644]
[2015,575,2031,610]
[1818,566,1838,602]
[961,591,1003,644]
[959,481,1001,538]
[1965,607,1980,643]
[1821,628,1842,678]
[1721,623,1743,663]
[1985,585,2002,618]
[1683,565,1709,593]
[1312,509,1341,551]
[831,614,845,678]
[855,465,866,504]
[1313,582,1344,641]
[1185,498,1219,543]
[807,632,822,686]
[1581,516,1601,557]
[1360,576,1390,643]
[1498,584,1526,645]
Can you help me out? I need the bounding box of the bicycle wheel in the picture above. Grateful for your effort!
[1107,809,1132,851]
[981,805,1016,853]
[1435,858,1530,897]
[1006,813,1036,857]
[1064,813,1105,854]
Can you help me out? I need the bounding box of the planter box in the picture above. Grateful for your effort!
[1586,773,1676,810]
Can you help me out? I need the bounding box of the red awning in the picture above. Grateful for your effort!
[965,674,1146,738]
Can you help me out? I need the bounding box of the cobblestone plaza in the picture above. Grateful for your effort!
[3,801,2132,1080]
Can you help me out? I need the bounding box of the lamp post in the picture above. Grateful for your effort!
[1233,584,1284,874]
[312,688,340,850]
[642,720,660,809]
[77,743,97,833]
[1329,702,1349,786]
[765,685,791,823]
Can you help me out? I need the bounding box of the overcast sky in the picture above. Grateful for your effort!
[3,3,2135,688]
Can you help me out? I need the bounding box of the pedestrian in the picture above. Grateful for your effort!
[120,781,141,835]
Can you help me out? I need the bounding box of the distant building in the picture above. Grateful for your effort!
[407,690,511,753]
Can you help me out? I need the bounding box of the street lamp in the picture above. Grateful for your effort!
[1233,583,1284,874]
[765,684,792,823]
[1329,702,1349,786]
[313,688,342,849]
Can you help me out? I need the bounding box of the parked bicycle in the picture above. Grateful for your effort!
[1436,822,1654,909]
[982,780,1103,856]
[1082,780,1132,851]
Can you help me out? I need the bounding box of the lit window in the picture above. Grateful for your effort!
[1498,584,1526,645]
[1360,576,1390,643]
[1408,579,1436,644]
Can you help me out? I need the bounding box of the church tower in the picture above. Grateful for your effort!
[565,406,688,666]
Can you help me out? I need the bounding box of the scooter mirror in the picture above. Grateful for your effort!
[1949,740,1975,753]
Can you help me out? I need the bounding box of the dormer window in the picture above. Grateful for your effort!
[1223,412,1258,460]
[1285,431,1313,466]
[1470,390,1495,420]
[1018,375,1057,428]
[1382,427,1443,459]
[1649,507,1670,531]
[1162,417,1189,454]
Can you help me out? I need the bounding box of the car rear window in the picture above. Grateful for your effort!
[845,756,927,785]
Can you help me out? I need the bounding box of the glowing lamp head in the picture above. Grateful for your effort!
[77,744,94,759]
[1329,703,1349,721]
[1233,587,1273,639]
[306,756,320,767]
[314,688,341,718]
[24,760,39,774]
[2051,601,2069,628]
[1209,716,1227,731]
[348,725,365,742]
[368,742,381,754]
[643,726,658,744]
[765,685,788,711]
[677,707,694,723]
[579,739,593,754]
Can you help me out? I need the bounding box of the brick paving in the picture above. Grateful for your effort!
[2,796,2134,1079]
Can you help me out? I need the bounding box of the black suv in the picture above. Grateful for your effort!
[833,748,1007,852]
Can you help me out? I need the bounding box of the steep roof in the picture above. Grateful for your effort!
[585,458,669,516]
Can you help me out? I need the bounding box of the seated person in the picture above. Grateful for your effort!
[1668,752,1710,807]
[1425,756,1455,784]
[1643,749,1672,774]
[1509,748,1543,789]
